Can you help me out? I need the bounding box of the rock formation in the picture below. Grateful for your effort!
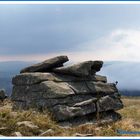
[0,89,7,101]
[11,55,123,126]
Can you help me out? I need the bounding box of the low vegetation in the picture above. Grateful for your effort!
[0,96,140,137]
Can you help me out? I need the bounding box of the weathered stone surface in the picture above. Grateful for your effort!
[98,95,123,112]
[11,81,117,102]
[17,121,39,130]
[86,82,118,94]
[59,111,121,127]
[12,72,107,86]
[50,94,123,121]
[12,94,123,116]
[12,95,96,110]
[52,103,96,121]
[67,81,117,94]
[12,73,59,85]
[16,121,40,135]
[73,133,94,137]
[73,98,97,107]
[11,81,117,106]
[53,61,103,77]
[12,81,75,100]
[94,75,107,83]
[11,132,23,137]
[20,55,69,73]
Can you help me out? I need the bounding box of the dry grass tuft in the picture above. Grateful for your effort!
[0,96,140,136]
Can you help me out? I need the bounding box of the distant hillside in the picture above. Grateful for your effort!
[99,61,140,96]
[0,61,140,96]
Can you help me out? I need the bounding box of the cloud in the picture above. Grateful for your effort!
[1,28,140,62]
[74,29,140,62]
[99,61,140,91]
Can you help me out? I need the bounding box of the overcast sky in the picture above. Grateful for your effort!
[1,4,140,62]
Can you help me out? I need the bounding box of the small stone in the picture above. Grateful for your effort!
[73,133,84,137]
[17,121,39,130]
[0,135,5,137]
[74,133,94,137]
[133,122,140,128]
[11,132,22,137]
[40,129,54,136]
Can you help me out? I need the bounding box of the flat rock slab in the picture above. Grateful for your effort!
[12,73,59,85]
[12,72,107,86]
[12,81,75,100]
[12,95,97,109]
[11,81,117,101]
[58,111,122,127]
[50,95,123,121]
[86,81,118,94]
[67,81,117,94]
[51,103,96,121]
[20,55,69,73]
[53,61,103,77]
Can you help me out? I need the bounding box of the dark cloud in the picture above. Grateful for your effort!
[1,4,140,56]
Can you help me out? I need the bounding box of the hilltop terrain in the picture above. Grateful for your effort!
[0,96,140,136]
[0,58,140,137]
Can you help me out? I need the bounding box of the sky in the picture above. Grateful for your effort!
[1,4,140,62]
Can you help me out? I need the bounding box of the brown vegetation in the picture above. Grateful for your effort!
[0,96,140,136]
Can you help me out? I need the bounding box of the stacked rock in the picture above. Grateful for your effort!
[11,56,123,126]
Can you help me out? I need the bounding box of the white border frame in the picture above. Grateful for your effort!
[0,1,140,139]
[1,1,140,4]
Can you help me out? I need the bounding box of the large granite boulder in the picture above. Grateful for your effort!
[11,56,123,126]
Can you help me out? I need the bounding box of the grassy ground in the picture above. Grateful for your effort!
[0,96,140,136]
